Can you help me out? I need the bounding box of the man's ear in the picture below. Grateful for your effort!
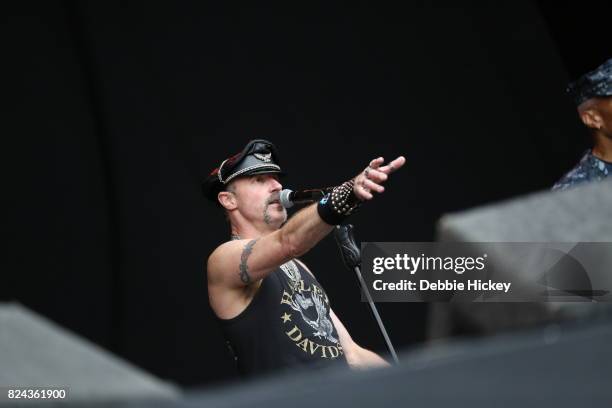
[218,191,237,211]
[579,108,603,131]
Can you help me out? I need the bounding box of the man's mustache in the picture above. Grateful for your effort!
[266,193,281,206]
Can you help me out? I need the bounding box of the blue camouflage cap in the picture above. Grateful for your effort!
[567,58,612,106]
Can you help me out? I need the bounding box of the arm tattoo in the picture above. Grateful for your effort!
[239,238,258,284]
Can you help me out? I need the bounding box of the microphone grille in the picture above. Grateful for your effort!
[279,189,294,208]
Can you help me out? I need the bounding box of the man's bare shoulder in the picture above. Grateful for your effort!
[209,239,241,260]
[207,240,244,283]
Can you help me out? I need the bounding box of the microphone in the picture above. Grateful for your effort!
[280,188,330,208]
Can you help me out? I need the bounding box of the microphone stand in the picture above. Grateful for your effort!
[333,224,399,364]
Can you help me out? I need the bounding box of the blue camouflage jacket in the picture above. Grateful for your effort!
[552,150,612,191]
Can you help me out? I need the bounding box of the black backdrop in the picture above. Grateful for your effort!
[2,1,608,386]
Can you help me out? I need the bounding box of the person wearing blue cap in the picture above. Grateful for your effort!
[202,139,405,376]
[553,58,612,190]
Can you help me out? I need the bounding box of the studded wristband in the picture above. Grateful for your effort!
[317,179,362,225]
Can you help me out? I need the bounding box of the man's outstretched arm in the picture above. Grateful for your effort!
[208,156,406,289]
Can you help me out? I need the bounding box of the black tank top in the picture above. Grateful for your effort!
[218,259,347,376]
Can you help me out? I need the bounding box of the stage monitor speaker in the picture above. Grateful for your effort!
[0,303,179,405]
[15,317,612,407]
[181,319,612,408]
[429,179,612,339]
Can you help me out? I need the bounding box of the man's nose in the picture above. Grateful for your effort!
[270,177,282,191]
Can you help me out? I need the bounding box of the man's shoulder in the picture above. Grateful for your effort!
[207,240,242,278]
[210,239,238,254]
[552,150,607,191]
[208,240,232,262]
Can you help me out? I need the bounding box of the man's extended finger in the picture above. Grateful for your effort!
[369,157,385,169]
[378,156,406,174]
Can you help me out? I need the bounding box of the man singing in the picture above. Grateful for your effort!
[203,139,405,376]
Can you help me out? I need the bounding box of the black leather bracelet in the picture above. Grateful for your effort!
[317,179,362,225]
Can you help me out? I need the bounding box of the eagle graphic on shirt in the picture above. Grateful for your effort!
[279,260,338,343]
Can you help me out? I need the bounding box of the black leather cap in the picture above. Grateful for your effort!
[202,139,283,203]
